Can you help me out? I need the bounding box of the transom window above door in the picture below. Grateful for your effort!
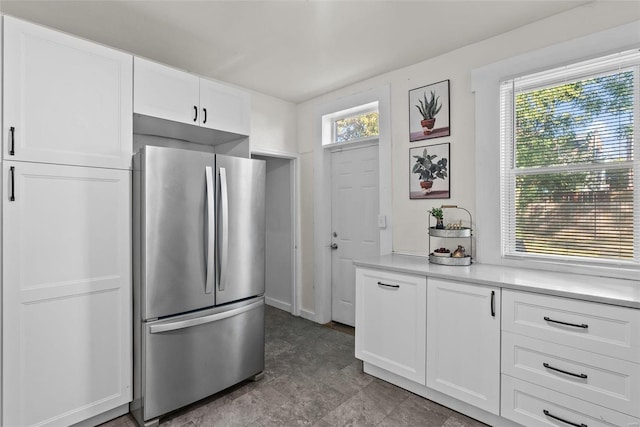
[323,101,379,145]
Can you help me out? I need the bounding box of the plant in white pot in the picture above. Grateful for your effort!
[412,148,448,193]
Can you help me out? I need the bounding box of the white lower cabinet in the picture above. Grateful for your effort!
[426,278,501,415]
[355,268,426,384]
[501,289,640,426]
[2,161,132,426]
[502,375,640,427]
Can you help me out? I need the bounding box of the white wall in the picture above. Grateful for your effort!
[296,2,640,316]
[250,91,297,155]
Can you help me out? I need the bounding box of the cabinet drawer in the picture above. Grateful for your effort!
[355,268,426,385]
[502,332,640,417]
[502,375,640,427]
[503,290,640,362]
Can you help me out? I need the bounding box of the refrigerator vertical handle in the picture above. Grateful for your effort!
[205,166,215,294]
[219,167,229,291]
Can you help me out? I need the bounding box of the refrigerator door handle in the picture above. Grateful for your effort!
[205,166,215,294]
[219,167,229,291]
[149,300,263,334]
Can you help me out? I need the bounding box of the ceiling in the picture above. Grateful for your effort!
[0,1,592,103]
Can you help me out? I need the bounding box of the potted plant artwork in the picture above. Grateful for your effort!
[412,148,448,194]
[415,90,442,135]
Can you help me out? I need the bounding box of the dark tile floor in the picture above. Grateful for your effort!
[102,305,487,427]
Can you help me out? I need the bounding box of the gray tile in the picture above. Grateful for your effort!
[321,360,375,396]
[361,378,411,415]
[443,412,489,427]
[378,394,451,427]
[321,390,389,427]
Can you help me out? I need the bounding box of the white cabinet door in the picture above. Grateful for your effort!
[3,17,132,169]
[134,57,200,125]
[2,162,132,427]
[355,268,426,385]
[426,278,500,414]
[199,78,250,135]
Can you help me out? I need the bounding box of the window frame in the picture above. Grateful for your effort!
[499,55,640,267]
[322,101,379,146]
[471,21,640,280]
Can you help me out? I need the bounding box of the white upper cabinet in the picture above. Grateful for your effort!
[134,57,250,136]
[199,77,250,135]
[3,17,133,169]
[426,278,501,415]
[134,57,200,125]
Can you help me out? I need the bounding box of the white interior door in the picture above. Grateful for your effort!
[331,144,380,326]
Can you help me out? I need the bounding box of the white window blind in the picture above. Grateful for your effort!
[500,50,639,265]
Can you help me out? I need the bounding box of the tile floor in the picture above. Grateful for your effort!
[101,305,487,427]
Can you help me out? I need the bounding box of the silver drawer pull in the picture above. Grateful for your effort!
[543,409,587,427]
[544,316,588,329]
[543,362,588,379]
[377,281,399,289]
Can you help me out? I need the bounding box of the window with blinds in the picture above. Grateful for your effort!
[500,50,639,265]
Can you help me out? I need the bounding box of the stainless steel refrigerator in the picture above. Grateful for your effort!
[131,146,266,427]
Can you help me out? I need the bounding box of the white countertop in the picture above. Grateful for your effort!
[354,254,640,309]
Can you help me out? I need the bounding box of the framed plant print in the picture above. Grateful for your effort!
[410,143,450,199]
[409,80,450,142]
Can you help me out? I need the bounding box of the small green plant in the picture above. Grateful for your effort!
[429,207,443,220]
[416,90,442,120]
[412,149,448,182]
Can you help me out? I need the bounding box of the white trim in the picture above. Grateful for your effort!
[472,20,640,280]
[250,148,301,316]
[298,308,316,322]
[264,296,292,313]
[363,363,515,427]
[313,85,392,324]
[327,138,378,153]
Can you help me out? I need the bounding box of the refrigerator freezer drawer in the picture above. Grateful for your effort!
[142,297,264,421]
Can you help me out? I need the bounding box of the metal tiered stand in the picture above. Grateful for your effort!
[428,205,473,266]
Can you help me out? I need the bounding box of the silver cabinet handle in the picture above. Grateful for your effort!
[149,300,263,334]
[205,166,215,294]
[218,167,229,292]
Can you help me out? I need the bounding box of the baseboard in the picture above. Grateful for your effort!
[70,404,129,427]
[265,296,292,313]
[363,363,515,427]
[298,308,316,322]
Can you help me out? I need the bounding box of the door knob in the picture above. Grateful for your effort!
[330,243,338,250]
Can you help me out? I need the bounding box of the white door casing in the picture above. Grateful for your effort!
[314,84,392,325]
[330,144,380,326]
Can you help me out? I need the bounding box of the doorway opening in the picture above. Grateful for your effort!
[251,153,298,315]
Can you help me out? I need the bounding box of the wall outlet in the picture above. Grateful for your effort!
[377,215,386,229]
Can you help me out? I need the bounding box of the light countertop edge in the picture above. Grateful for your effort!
[353,254,640,309]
